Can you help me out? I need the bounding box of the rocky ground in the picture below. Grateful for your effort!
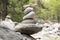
[1,19,60,40]
[0,25,36,40]
[31,23,60,40]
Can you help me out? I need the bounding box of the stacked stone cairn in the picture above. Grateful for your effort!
[14,5,42,35]
[0,12,36,40]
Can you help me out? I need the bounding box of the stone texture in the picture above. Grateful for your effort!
[0,25,36,40]
[24,7,34,14]
[15,24,42,35]
[23,11,35,20]
[14,6,42,35]
[31,23,60,40]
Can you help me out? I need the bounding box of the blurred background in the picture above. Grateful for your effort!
[0,0,60,22]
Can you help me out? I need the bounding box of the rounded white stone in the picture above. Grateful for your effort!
[23,11,35,20]
[24,7,34,14]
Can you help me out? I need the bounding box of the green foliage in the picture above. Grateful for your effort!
[29,0,60,21]
[29,0,37,5]
[7,0,29,22]
[0,0,60,22]
[42,0,60,20]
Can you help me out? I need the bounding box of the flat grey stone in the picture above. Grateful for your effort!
[24,7,34,14]
[14,24,42,35]
[0,25,36,40]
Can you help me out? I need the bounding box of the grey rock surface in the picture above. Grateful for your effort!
[23,11,35,20]
[0,25,36,40]
[15,24,42,35]
[14,6,42,35]
[32,23,60,40]
[24,7,34,14]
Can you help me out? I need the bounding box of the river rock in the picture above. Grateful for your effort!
[0,25,36,40]
[14,23,42,35]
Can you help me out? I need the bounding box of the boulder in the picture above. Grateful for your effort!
[0,25,36,40]
[14,23,42,35]
[0,21,14,30]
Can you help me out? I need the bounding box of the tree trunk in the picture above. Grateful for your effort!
[2,0,8,20]
[57,16,60,23]
[37,0,45,8]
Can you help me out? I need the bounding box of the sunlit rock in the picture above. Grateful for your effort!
[31,22,60,40]
[14,23,42,35]
[14,6,42,35]
[0,25,36,40]
[0,15,15,30]
[24,7,34,14]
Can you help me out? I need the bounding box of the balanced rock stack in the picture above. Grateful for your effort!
[14,6,42,35]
